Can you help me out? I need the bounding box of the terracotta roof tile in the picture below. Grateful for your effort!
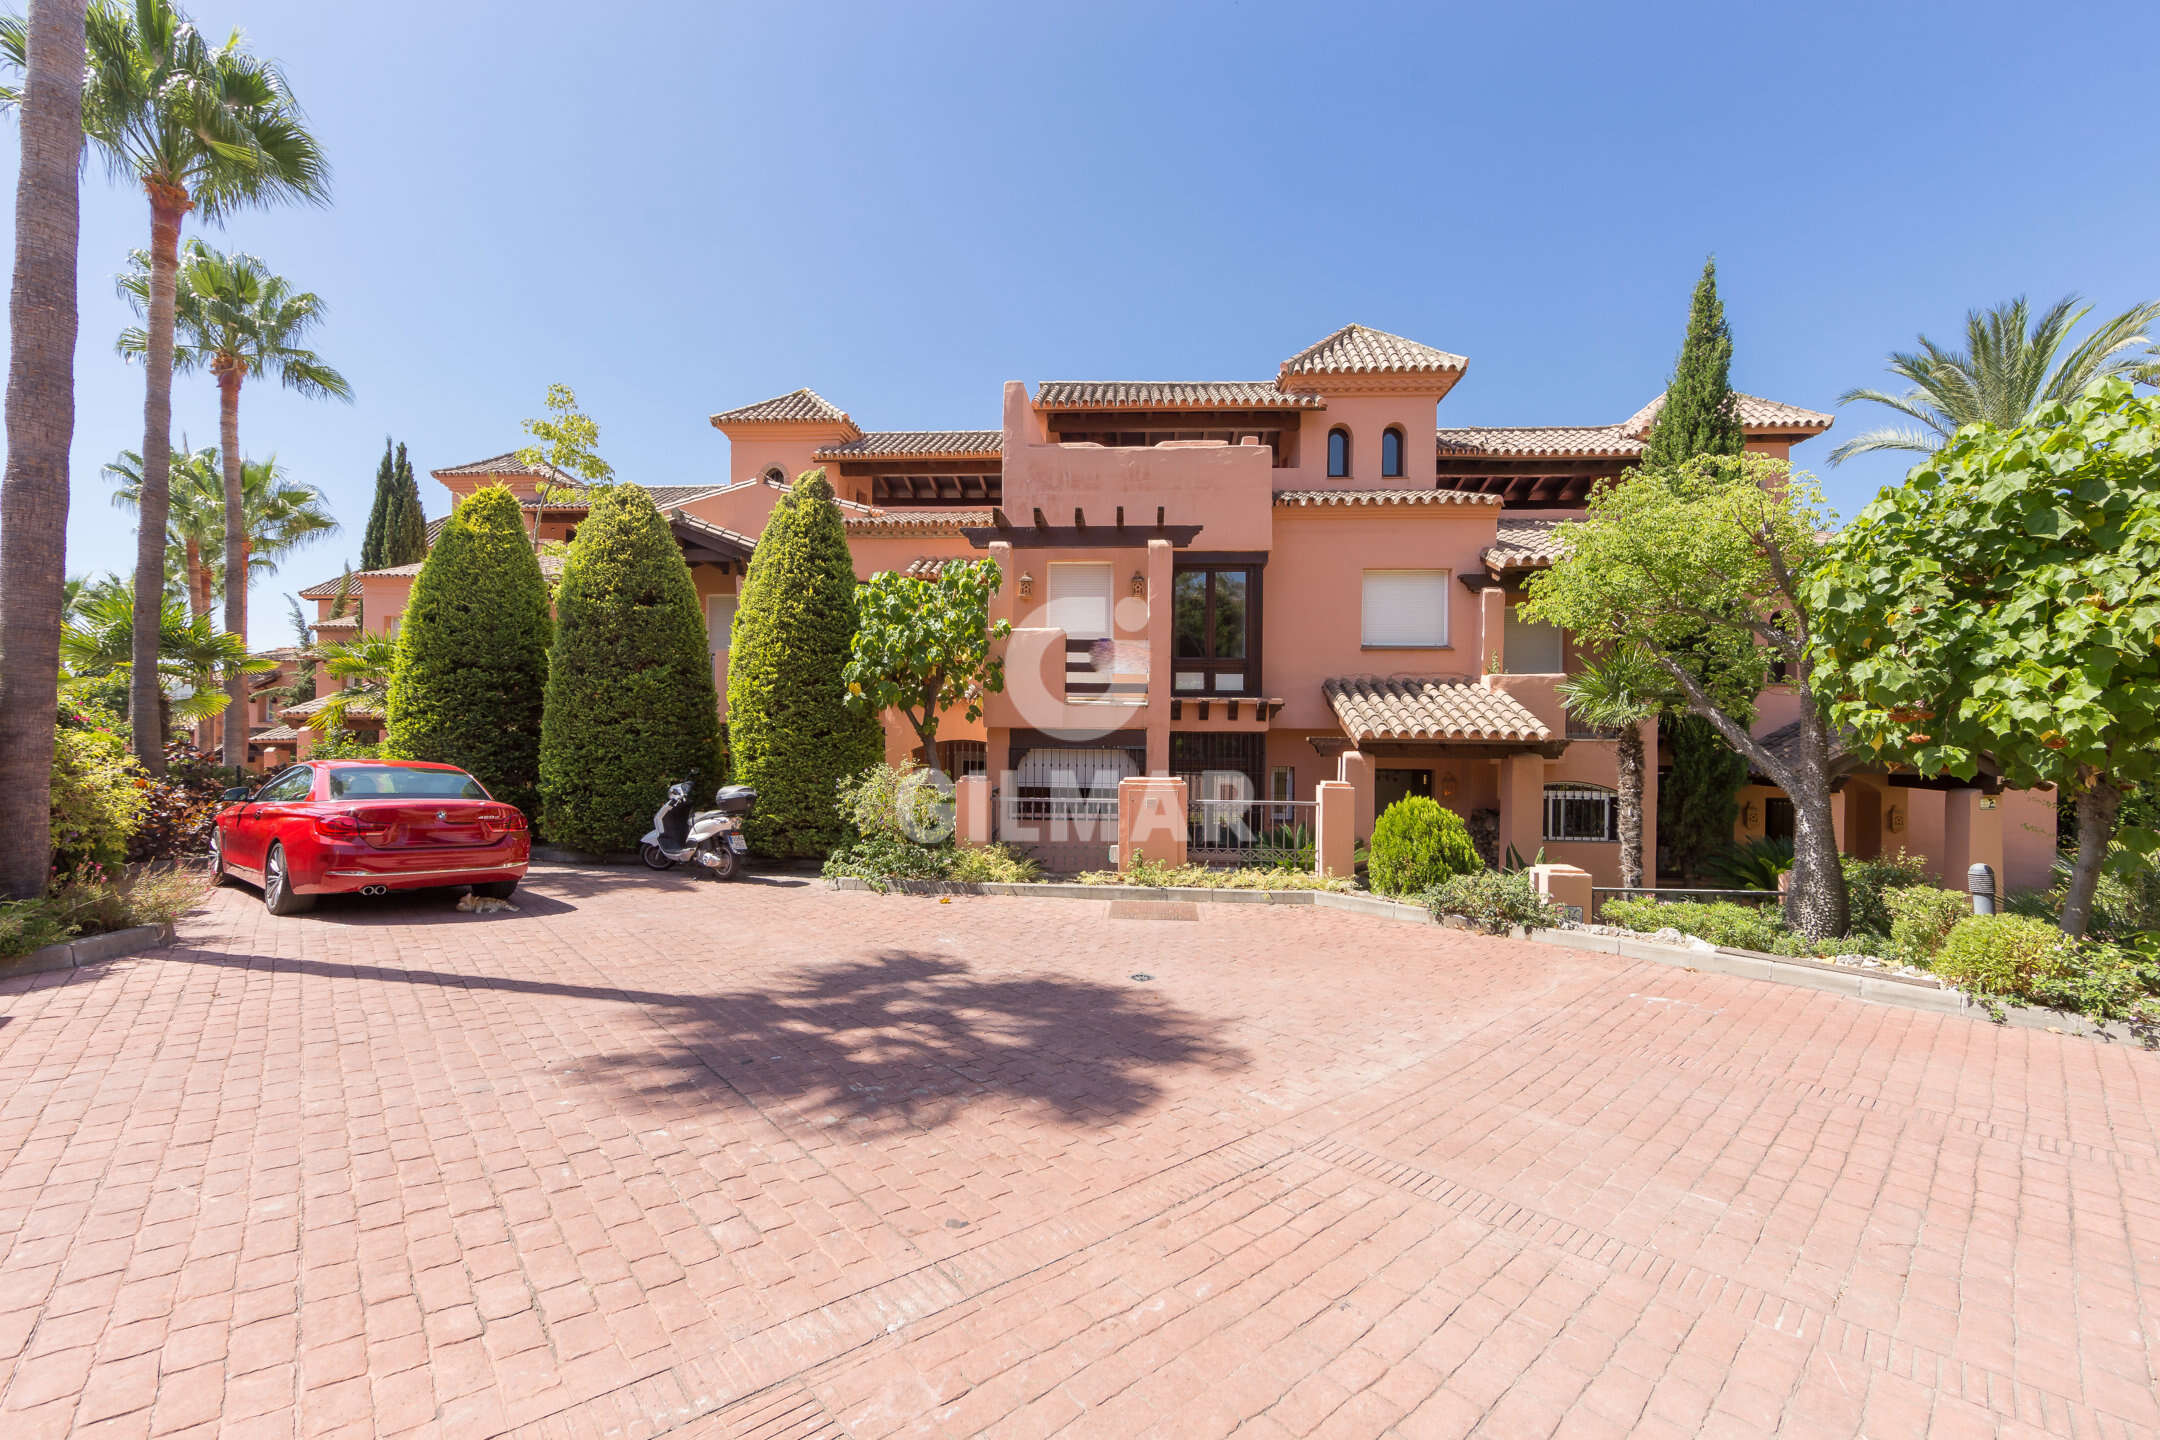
[1325,677,1554,744]
[310,615,359,630]
[248,724,305,745]
[1033,381,1326,411]
[1280,324,1467,379]
[1619,391,1834,440]
[709,388,855,428]
[843,509,993,537]
[249,645,305,663]
[1483,517,1570,570]
[431,451,581,483]
[1435,425,1643,458]
[279,693,381,721]
[1273,488,1501,508]
[812,430,1002,460]
[904,556,955,578]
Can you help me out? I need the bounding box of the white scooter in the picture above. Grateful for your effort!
[640,781,756,879]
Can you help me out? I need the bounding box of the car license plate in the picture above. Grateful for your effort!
[728,834,748,853]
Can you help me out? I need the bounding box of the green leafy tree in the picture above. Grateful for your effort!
[52,0,329,770]
[728,469,883,857]
[108,447,337,617]
[384,486,551,816]
[844,558,1011,771]
[1808,379,2160,936]
[1832,295,2160,463]
[1522,453,1854,939]
[1640,256,1745,467]
[307,631,393,735]
[516,382,611,550]
[60,586,269,737]
[538,485,719,852]
[1555,645,1669,888]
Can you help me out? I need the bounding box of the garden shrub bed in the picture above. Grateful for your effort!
[1,863,206,963]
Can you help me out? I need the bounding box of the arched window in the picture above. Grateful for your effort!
[762,465,785,485]
[1381,427,1405,478]
[1326,428,1351,478]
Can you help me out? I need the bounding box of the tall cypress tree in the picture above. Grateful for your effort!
[538,485,720,851]
[384,486,552,817]
[359,438,395,570]
[386,441,427,565]
[1642,258,1753,879]
[728,469,883,857]
[1642,257,1746,467]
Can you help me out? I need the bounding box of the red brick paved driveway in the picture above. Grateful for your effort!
[2,867,2156,1439]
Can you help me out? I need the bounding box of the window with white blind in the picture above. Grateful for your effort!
[1360,570,1450,648]
[705,593,737,656]
[1504,605,1564,673]
[1047,562,1114,640]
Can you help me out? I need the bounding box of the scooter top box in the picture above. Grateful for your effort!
[712,785,758,815]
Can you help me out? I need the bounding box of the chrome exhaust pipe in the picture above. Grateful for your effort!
[359,884,388,897]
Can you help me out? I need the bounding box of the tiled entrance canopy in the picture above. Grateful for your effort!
[1324,676,1554,744]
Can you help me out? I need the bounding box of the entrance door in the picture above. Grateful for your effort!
[1375,768,1433,815]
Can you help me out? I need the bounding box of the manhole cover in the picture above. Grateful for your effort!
[1108,900,1199,922]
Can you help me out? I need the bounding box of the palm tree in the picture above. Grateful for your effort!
[61,585,270,740]
[107,447,338,621]
[73,0,329,771]
[119,238,349,764]
[1832,295,2160,464]
[308,632,393,735]
[0,0,87,900]
[1556,646,1672,890]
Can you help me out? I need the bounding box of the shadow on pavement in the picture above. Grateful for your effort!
[152,941,1243,1131]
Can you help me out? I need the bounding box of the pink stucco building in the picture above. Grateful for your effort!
[289,323,2056,892]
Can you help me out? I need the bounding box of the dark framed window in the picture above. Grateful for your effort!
[1172,564,1260,695]
[1544,784,1619,842]
[1381,427,1405,478]
[1326,427,1351,478]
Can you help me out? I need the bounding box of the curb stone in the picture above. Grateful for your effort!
[0,923,174,980]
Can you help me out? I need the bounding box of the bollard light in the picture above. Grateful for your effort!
[1967,862,1997,916]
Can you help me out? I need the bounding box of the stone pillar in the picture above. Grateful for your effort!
[1338,749,1374,842]
[1528,863,1592,925]
[1145,537,1173,775]
[1315,779,1355,879]
[954,775,991,846]
[1498,751,1544,864]
[1479,585,1506,674]
[1118,775,1187,871]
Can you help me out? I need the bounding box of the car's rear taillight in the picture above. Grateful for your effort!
[482,806,528,834]
[315,810,389,838]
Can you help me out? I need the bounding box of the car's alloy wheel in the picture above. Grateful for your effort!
[208,828,231,886]
[262,844,315,915]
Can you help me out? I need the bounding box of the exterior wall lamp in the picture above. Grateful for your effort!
[1017,571,1034,600]
[1130,571,1146,598]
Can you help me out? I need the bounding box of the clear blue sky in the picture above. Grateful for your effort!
[6,0,2157,645]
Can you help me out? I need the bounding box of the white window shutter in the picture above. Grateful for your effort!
[1047,562,1114,640]
[1360,571,1449,647]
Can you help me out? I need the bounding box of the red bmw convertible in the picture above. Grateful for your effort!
[211,759,530,915]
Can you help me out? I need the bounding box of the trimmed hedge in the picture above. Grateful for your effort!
[726,470,883,857]
[384,486,553,817]
[1367,797,1480,897]
[537,486,721,851]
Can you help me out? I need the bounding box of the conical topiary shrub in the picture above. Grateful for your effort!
[384,485,552,815]
[538,485,721,851]
[727,469,884,856]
